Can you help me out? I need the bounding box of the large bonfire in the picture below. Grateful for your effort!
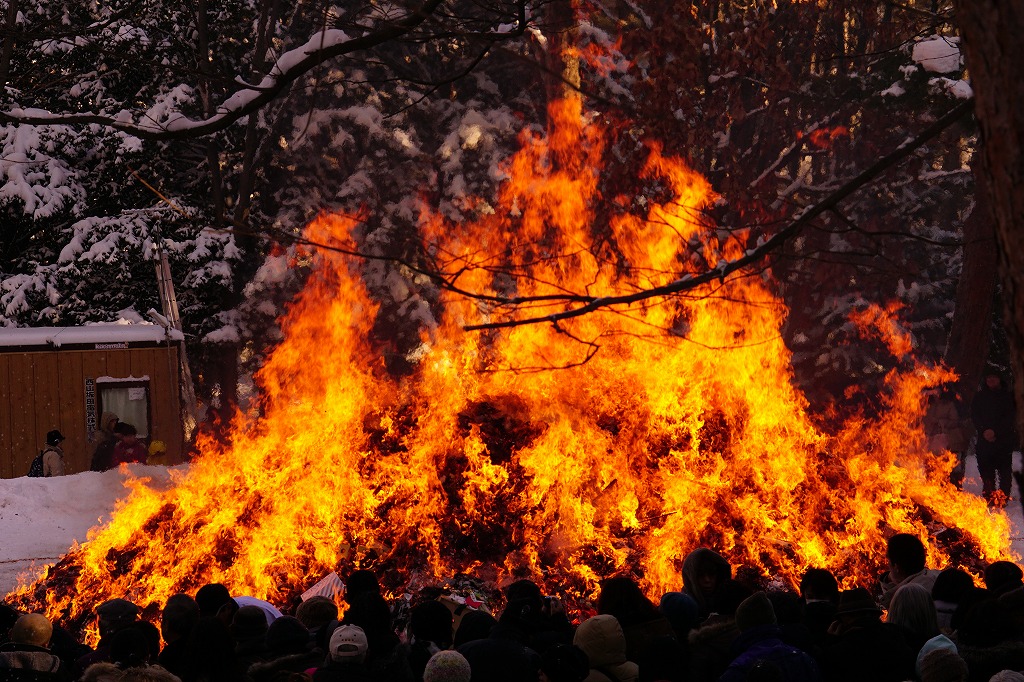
[9,98,1016,634]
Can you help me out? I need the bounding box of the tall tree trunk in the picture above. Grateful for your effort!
[196,0,227,226]
[953,1,1024,426]
[945,162,997,402]
[541,0,581,110]
[232,0,284,229]
[0,0,20,89]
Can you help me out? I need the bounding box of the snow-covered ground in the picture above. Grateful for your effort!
[1,457,1022,598]
[0,464,179,596]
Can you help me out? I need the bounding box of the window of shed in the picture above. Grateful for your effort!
[98,378,151,438]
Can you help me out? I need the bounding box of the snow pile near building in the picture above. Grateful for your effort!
[0,465,179,595]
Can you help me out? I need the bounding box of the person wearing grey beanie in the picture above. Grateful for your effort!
[423,649,472,682]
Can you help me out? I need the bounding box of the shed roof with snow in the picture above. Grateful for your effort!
[0,324,183,351]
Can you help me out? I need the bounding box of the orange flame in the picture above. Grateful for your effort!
[798,125,850,149]
[9,100,1014,636]
[850,301,915,359]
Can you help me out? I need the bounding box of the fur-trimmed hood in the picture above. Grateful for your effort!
[80,662,182,682]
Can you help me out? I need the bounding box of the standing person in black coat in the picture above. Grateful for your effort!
[158,594,201,679]
[971,370,1018,505]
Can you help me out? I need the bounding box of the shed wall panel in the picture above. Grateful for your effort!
[7,354,38,476]
[33,355,61,470]
[58,352,87,474]
[102,352,131,381]
[0,355,12,478]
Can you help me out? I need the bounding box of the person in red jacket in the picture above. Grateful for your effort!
[111,422,148,465]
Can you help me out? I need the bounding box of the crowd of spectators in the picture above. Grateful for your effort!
[3,534,1024,682]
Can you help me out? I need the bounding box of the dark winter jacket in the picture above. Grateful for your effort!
[90,412,119,471]
[365,641,414,682]
[0,641,68,681]
[312,659,376,682]
[234,638,271,672]
[956,638,1024,682]
[819,618,916,682]
[248,650,324,682]
[457,636,541,682]
[620,616,677,670]
[157,639,189,679]
[79,662,182,682]
[971,384,1017,449]
[718,624,820,682]
[687,615,739,682]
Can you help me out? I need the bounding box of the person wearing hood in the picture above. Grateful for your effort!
[74,598,141,678]
[572,615,638,682]
[681,548,731,621]
[456,598,539,682]
[158,594,200,679]
[90,412,120,471]
[931,568,975,634]
[719,592,820,682]
[595,576,677,670]
[230,605,270,671]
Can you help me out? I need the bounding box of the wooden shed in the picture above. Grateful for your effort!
[0,324,186,478]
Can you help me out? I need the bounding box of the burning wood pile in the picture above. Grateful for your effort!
[8,99,1014,637]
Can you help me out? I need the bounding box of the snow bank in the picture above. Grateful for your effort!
[0,465,179,595]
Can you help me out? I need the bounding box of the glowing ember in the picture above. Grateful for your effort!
[8,98,1015,637]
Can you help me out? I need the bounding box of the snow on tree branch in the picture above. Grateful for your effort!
[0,0,530,141]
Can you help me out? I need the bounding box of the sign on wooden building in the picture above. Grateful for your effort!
[0,325,186,478]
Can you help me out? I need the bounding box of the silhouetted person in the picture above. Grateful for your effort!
[681,548,731,621]
[74,598,140,677]
[971,370,1017,505]
[90,412,120,471]
[932,568,975,633]
[986,561,1024,597]
[879,533,939,609]
[820,588,915,682]
[158,594,200,678]
[800,568,839,646]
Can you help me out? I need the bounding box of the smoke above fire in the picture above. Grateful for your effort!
[10,98,1015,633]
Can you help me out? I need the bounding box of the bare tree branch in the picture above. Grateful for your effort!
[462,97,975,331]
